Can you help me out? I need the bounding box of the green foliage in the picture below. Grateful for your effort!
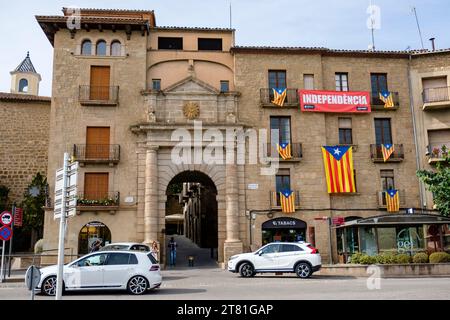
[417,147,450,216]
[412,252,429,263]
[21,173,48,238]
[375,253,397,264]
[429,252,450,263]
[77,197,118,206]
[394,254,411,264]
[0,185,9,211]
[349,252,364,264]
[359,254,377,265]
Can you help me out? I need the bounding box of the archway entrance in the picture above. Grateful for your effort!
[165,171,218,267]
[78,221,111,255]
[262,217,307,245]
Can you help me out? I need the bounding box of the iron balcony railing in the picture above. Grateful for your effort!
[370,144,404,162]
[77,191,120,207]
[371,91,400,108]
[377,190,406,207]
[260,88,299,106]
[427,144,450,160]
[266,143,303,160]
[73,144,120,163]
[270,191,301,208]
[423,86,450,103]
[79,85,119,105]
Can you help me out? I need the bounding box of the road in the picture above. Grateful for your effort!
[1,267,449,300]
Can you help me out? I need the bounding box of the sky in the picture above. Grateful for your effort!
[1,0,450,96]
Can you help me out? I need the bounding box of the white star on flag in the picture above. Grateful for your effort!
[333,148,341,155]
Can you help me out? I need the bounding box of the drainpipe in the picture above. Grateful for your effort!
[407,54,426,213]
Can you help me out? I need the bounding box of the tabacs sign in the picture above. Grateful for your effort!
[299,90,371,113]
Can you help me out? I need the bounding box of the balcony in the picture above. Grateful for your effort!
[73,144,120,166]
[260,88,299,108]
[270,191,301,209]
[377,190,406,208]
[79,86,119,106]
[370,144,404,162]
[422,87,450,110]
[76,191,120,213]
[266,143,303,162]
[427,144,450,164]
[370,92,400,110]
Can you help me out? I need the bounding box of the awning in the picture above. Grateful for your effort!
[334,214,450,228]
[262,217,307,229]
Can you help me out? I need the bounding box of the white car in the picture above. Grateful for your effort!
[228,242,321,278]
[36,250,161,296]
[99,242,151,252]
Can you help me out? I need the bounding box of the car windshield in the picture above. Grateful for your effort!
[100,244,129,251]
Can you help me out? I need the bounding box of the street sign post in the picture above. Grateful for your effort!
[0,211,13,283]
[0,212,12,226]
[25,265,41,300]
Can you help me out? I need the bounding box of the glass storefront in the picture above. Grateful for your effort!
[78,221,111,255]
[262,217,306,245]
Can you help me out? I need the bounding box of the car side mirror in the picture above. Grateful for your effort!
[258,251,263,256]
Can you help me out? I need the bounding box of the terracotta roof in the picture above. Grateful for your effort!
[62,7,155,15]
[153,26,234,32]
[36,15,150,25]
[0,92,51,103]
[12,52,37,73]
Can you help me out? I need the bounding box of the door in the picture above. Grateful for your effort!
[277,244,305,270]
[253,243,281,270]
[371,73,388,103]
[375,119,392,145]
[103,253,135,288]
[86,127,110,159]
[90,66,110,100]
[84,173,109,201]
[66,253,108,289]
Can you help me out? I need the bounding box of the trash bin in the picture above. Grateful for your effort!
[188,256,194,267]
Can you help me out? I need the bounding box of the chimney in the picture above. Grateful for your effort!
[429,37,436,51]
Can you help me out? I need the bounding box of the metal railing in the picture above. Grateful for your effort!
[73,144,120,162]
[76,191,120,207]
[79,85,119,104]
[260,88,299,106]
[427,144,450,159]
[370,144,404,161]
[377,190,406,207]
[266,143,303,159]
[423,86,450,103]
[371,91,400,107]
[270,191,301,208]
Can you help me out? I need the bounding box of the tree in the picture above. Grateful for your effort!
[0,185,10,211]
[417,146,450,217]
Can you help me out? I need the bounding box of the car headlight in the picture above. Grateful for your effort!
[229,255,239,261]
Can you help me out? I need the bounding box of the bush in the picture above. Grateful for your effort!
[349,252,364,264]
[412,252,429,263]
[375,253,396,264]
[394,254,411,264]
[359,254,377,265]
[429,252,450,263]
[34,239,44,254]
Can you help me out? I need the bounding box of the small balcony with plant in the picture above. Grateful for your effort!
[76,191,120,213]
[427,144,450,164]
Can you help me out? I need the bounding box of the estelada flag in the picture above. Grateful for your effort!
[381,144,395,162]
[277,143,292,160]
[379,91,395,108]
[280,189,296,213]
[321,146,356,193]
[271,88,287,107]
[385,189,400,212]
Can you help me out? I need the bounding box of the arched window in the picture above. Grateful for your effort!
[111,40,122,56]
[78,221,112,255]
[81,40,92,55]
[19,79,28,92]
[96,40,107,56]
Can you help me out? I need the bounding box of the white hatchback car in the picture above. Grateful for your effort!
[228,242,321,278]
[99,242,151,252]
[37,250,161,295]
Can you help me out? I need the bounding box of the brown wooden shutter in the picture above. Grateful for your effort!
[84,173,109,200]
[86,127,110,159]
[90,66,110,100]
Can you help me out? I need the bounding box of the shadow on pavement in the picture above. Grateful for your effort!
[155,288,207,295]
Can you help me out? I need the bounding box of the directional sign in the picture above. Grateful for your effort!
[0,225,13,241]
[0,211,12,226]
[54,161,78,219]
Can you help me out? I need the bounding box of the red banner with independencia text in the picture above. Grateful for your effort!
[299,90,371,113]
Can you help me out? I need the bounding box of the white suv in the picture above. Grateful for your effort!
[228,242,321,278]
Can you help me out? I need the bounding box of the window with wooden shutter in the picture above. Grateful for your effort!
[84,173,109,200]
[86,127,110,159]
[90,66,110,100]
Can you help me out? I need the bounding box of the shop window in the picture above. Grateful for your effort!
[78,221,111,255]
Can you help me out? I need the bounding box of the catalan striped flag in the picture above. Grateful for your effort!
[280,189,296,213]
[379,91,395,108]
[321,146,356,193]
[385,189,400,212]
[271,88,287,107]
[381,144,395,162]
[277,143,292,160]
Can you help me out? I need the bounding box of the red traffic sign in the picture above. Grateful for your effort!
[14,208,23,227]
[0,225,12,241]
[0,211,12,226]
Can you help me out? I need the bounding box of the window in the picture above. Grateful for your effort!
[96,40,107,56]
[81,40,92,55]
[374,118,392,145]
[335,73,349,91]
[90,66,111,100]
[130,245,150,252]
[338,118,353,144]
[86,127,110,159]
[147,253,158,264]
[270,116,291,144]
[198,38,223,51]
[18,79,28,93]
[276,168,291,193]
[129,254,138,264]
[303,74,314,90]
[422,76,448,103]
[76,253,107,267]
[260,243,281,254]
[111,40,121,56]
[281,244,302,252]
[84,173,109,200]
[220,80,229,92]
[106,253,132,265]
[371,73,388,96]
[381,170,395,190]
[269,70,286,89]
[152,79,161,91]
[158,37,183,50]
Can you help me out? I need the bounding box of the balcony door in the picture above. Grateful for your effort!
[374,118,392,145]
[84,173,109,201]
[269,70,286,90]
[90,66,110,100]
[86,127,110,159]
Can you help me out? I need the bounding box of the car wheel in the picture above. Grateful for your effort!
[41,276,57,296]
[239,263,255,278]
[295,262,312,278]
[127,276,149,295]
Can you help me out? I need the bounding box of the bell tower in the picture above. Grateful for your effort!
[10,52,41,95]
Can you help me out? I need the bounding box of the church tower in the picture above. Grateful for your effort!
[10,52,41,95]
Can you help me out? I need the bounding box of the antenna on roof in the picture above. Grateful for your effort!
[229,1,232,29]
[411,7,425,50]
[366,0,380,51]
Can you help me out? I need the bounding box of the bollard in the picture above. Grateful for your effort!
[188,256,194,267]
